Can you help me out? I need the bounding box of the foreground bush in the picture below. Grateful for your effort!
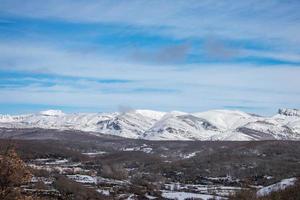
[0,146,34,200]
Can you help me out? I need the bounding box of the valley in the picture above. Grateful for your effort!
[1,128,300,199]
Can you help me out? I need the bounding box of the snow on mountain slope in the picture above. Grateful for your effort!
[278,108,300,117]
[40,110,65,116]
[193,110,257,130]
[236,120,293,140]
[0,115,15,123]
[143,112,219,140]
[0,108,300,141]
[215,131,257,141]
[235,110,300,140]
[287,119,300,134]
[135,109,166,121]
[96,111,158,138]
[272,110,300,134]
[0,110,116,132]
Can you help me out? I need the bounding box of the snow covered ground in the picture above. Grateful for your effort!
[161,190,226,200]
[28,158,89,174]
[67,174,97,184]
[256,177,297,197]
[82,151,107,156]
[180,151,200,159]
[96,189,110,196]
[164,181,242,197]
[121,144,153,153]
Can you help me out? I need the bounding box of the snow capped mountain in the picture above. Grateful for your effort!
[143,112,219,140]
[193,110,257,130]
[96,110,159,138]
[0,109,300,141]
[135,109,166,121]
[278,108,300,117]
[39,109,66,116]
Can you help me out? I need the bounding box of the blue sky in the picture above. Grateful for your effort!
[0,0,300,115]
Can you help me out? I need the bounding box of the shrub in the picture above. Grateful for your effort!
[53,176,108,200]
[0,146,33,200]
[101,164,128,180]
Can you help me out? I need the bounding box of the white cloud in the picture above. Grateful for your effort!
[0,40,300,114]
[1,0,300,114]
[1,0,300,47]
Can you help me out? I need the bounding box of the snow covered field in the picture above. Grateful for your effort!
[161,190,226,200]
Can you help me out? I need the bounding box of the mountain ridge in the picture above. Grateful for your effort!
[0,108,299,141]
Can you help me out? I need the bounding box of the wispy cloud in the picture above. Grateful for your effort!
[0,0,299,114]
[0,40,299,114]
[130,43,191,64]
[1,0,299,44]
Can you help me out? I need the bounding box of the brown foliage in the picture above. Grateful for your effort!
[53,176,108,200]
[229,189,257,200]
[0,146,33,200]
[101,164,128,180]
[129,173,164,197]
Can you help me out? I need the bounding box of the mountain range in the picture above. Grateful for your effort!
[0,108,300,141]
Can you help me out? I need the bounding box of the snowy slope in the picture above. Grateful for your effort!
[193,110,258,130]
[143,112,219,140]
[0,108,300,141]
[257,177,297,197]
[96,111,159,138]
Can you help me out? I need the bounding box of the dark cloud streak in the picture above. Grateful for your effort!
[130,43,190,64]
